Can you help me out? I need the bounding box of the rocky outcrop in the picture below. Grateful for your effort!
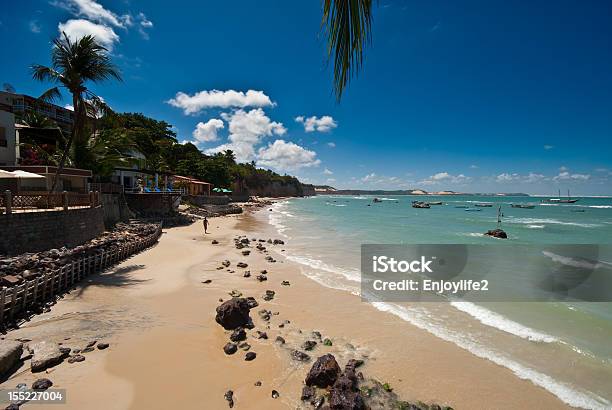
[301,354,453,410]
[0,340,23,377]
[215,298,252,330]
[30,341,65,372]
[305,354,341,388]
[484,228,507,239]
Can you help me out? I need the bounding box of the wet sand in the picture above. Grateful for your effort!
[2,210,569,409]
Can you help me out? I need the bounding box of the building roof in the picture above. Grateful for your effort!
[1,165,92,177]
[174,175,212,185]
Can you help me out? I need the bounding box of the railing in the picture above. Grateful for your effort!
[0,225,162,326]
[89,183,124,194]
[124,187,186,194]
[1,191,101,214]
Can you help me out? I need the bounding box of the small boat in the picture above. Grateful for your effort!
[475,203,493,207]
[511,204,535,209]
[571,209,585,213]
[412,201,430,208]
[455,205,469,208]
[373,198,382,203]
[428,201,443,205]
[465,208,482,212]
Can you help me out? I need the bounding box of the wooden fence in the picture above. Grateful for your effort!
[1,190,99,214]
[0,225,162,326]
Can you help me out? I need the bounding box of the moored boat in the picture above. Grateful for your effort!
[511,204,535,209]
[412,201,430,208]
[475,203,493,207]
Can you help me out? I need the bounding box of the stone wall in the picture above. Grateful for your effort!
[0,207,105,256]
[183,195,230,206]
[124,193,181,217]
[102,193,134,228]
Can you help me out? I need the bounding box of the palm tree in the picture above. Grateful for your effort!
[31,33,121,191]
[322,0,373,101]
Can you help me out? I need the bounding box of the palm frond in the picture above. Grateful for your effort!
[38,87,62,104]
[322,0,373,101]
[30,65,63,84]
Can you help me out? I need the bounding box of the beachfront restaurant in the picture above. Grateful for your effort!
[173,175,212,196]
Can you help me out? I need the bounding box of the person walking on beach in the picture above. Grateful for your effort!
[203,217,209,234]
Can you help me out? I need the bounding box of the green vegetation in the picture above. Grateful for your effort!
[322,0,373,100]
[31,33,121,191]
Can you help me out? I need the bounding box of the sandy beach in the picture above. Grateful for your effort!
[1,207,570,409]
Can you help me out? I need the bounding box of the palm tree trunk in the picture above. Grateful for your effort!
[49,93,80,192]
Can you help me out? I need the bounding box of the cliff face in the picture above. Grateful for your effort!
[235,182,315,198]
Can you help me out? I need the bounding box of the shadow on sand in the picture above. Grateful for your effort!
[72,264,150,297]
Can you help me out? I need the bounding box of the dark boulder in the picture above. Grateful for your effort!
[32,378,53,390]
[291,350,311,362]
[223,343,238,355]
[215,298,252,330]
[484,229,507,239]
[329,372,365,410]
[224,390,234,408]
[301,385,316,401]
[302,340,317,351]
[230,328,246,342]
[305,354,341,388]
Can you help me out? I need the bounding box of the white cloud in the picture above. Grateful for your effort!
[58,19,120,50]
[192,118,224,143]
[326,178,336,183]
[361,173,377,182]
[553,171,590,182]
[136,12,153,39]
[64,104,74,111]
[420,172,472,185]
[323,168,333,175]
[53,0,129,28]
[257,140,321,171]
[559,166,568,172]
[205,108,286,162]
[469,164,479,169]
[295,115,338,132]
[29,20,41,33]
[327,142,336,148]
[525,172,546,183]
[53,0,153,44]
[544,144,554,150]
[167,89,274,115]
[496,173,520,183]
[490,172,549,184]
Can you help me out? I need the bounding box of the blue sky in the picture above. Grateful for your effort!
[2,0,612,194]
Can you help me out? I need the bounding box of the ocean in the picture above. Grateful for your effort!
[263,195,612,409]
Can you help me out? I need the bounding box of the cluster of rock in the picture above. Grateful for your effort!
[233,236,284,251]
[0,338,110,381]
[301,354,453,410]
[183,204,243,218]
[0,222,160,288]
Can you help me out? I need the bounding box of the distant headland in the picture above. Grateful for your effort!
[313,186,530,197]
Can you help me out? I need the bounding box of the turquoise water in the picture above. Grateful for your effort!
[264,195,612,409]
